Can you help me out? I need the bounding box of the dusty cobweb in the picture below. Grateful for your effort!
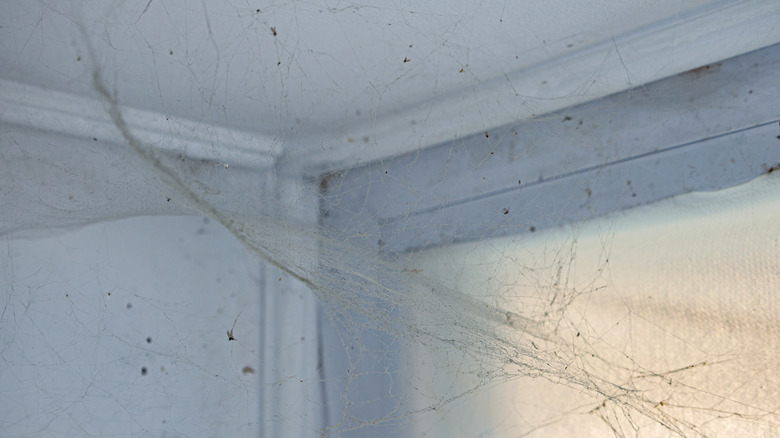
[1,1,779,438]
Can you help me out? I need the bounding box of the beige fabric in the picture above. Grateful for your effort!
[414,173,780,437]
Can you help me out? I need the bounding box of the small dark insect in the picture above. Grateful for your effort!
[146,337,152,344]
[166,197,171,202]
[271,26,277,36]
[563,116,572,121]
[518,180,521,184]
[502,207,509,215]
[92,137,97,141]
[141,367,148,376]
[169,49,173,55]
[242,366,255,374]
[256,9,260,13]
[403,57,410,63]
[484,131,489,138]
[227,311,242,342]
[76,56,81,61]
[277,61,281,66]
[529,225,536,232]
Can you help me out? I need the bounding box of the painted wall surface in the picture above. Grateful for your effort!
[0,216,264,437]
[4,1,779,170]
[0,0,714,133]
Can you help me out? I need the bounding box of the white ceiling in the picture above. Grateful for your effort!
[2,0,779,171]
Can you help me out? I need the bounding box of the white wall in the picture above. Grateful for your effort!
[3,1,779,171]
[0,216,263,437]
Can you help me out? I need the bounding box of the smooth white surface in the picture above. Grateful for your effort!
[0,216,262,437]
[413,173,780,437]
[0,79,278,165]
[3,0,778,171]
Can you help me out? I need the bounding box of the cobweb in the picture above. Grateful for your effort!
[1,1,780,437]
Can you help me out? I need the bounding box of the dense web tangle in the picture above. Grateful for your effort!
[1,1,780,437]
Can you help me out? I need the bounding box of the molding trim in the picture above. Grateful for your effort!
[0,78,278,167]
[301,0,780,173]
